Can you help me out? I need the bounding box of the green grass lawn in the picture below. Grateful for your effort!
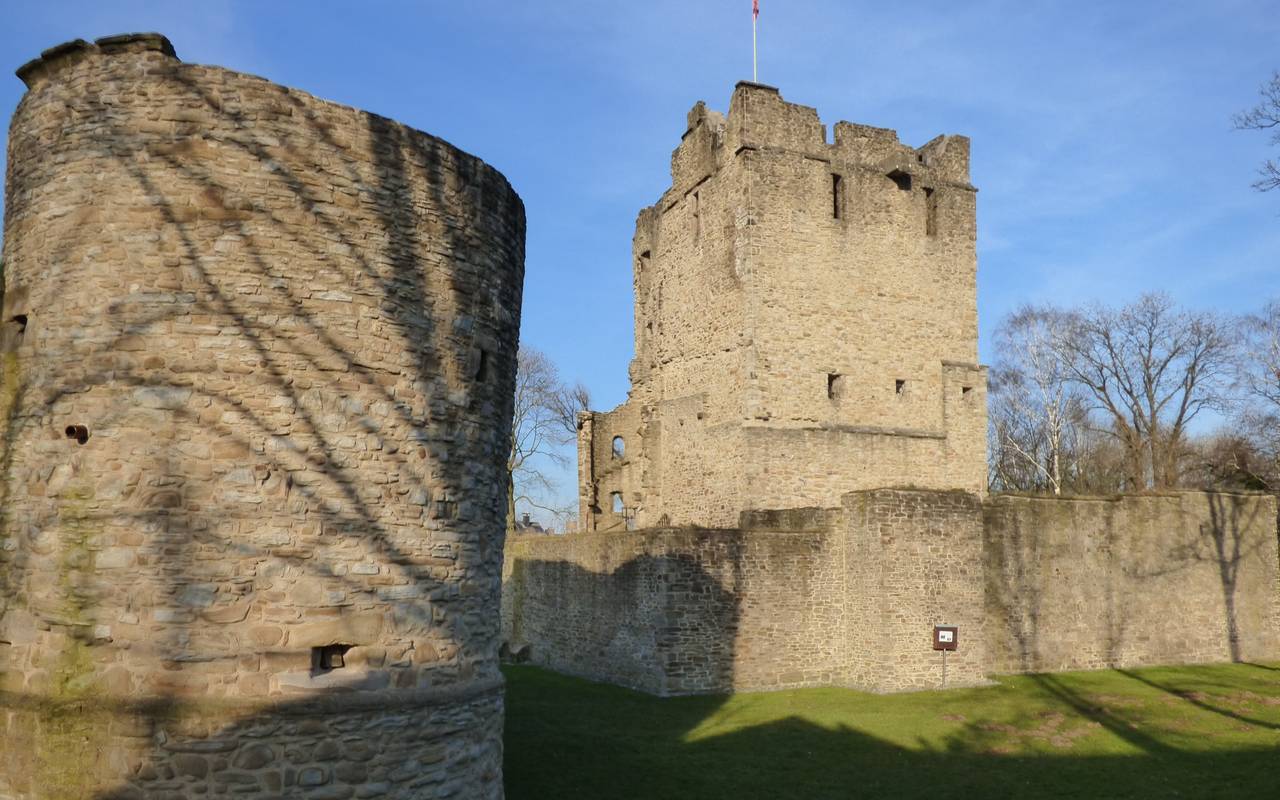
[504,663,1280,799]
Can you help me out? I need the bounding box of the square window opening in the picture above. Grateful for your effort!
[311,644,352,675]
[895,379,907,396]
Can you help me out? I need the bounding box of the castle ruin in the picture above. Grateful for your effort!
[0,35,522,798]
[506,86,1280,697]
[579,82,987,531]
[0,28,1276,800]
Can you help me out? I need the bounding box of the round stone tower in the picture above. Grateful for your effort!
[0,34,523,799]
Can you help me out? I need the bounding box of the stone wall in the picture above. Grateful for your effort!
[984,492,1280,674]
[506,490,1280,697]
[842,489,988,692]
[579,83,988,531]
[502,510,844,695]
[0,34,523,799]
[505,491,987,695]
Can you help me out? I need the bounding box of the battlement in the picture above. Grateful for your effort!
[16,33,177,89]
[667,82,972,199]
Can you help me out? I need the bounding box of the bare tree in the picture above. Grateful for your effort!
[1233,300,1280,489]
[508,346,590,535]
[988,307,1085,494]
[1058,293,1235,489]
[1234,71,1280,192]
[1069,423,1130,494]
[1185,431,1276,491]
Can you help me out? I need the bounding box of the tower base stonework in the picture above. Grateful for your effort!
[1,34,523,798]
[0,687,503,799]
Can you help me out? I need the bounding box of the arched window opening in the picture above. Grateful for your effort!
[611,492,624,514]
[612,436,625,458]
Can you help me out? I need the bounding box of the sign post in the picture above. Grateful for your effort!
[932,624,958,689]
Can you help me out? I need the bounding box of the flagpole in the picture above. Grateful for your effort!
[752,8,758,82]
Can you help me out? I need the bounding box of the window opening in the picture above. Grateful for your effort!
[895,379,907,396]
[611,492,624,514]
[475,349,489,382]
[888,169,912,192]
[311,644,352,675]
[612,436,625,458]
[692,191,701,239]
[831,174,843,219]
[827,373,845,401]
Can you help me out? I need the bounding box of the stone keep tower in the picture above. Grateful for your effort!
[579,83,986,530]
[0,35,523,798]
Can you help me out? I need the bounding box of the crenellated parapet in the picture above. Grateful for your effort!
[663,81,973,207]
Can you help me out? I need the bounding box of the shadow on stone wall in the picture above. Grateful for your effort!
[982,509,1043,672]
[1138,493,1271,663]
[1,43,519,798]
[1200,493,1269,663]
[985,493,1279,675]
[505,551,742,696]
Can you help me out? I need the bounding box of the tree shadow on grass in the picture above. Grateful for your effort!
[504,665,1280,800]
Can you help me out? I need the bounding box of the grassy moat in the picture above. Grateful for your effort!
[504,662,1280,799]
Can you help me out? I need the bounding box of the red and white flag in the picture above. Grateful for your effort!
[753,0,759,19]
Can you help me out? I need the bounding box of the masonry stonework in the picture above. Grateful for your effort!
[514,83,1280,699]
[0,34,523,799]
[504,491,1280,696]
[984,492,1280,674]
[579,83,987,531]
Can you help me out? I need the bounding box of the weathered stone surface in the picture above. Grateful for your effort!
[984,491,1280,673]
[578,84,987,531]
[504,490,1280,695]
[0,31,522,800]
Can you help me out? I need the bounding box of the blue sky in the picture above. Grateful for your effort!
[2,2,1278,518]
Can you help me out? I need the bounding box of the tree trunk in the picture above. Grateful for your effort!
[506,470,516,537]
